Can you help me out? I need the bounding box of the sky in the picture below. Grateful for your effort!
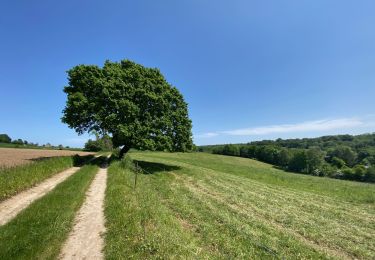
[0,0,374,147]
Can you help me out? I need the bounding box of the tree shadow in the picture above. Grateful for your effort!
[28,154,105,167]
[272,165,287,171]
[82,155,113,168]
[133,160,181,174]
[271,165,310,176]
[29,156,58,162]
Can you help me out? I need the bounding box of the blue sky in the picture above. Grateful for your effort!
[1,0,374,147]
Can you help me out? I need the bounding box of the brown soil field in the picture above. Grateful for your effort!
[0,148,95,168]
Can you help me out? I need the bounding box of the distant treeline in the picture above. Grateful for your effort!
[198,133,375,183]
[0,133,75,150]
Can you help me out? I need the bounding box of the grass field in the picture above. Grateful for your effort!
[0,163,99,259]
[105,151,375,259]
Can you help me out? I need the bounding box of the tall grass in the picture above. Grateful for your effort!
[0,155,94,201]
[0,164,98,259]
[0,156,77,201]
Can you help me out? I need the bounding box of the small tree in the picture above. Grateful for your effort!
[12,139,24,145]
[62,59,193,157]
[84,139,102,152]
[84,134,113,152]
[305,147,325,174]
[222,144,240,156]
[328,146,357,167]
[288,151,307,173]
[0,134,11,143]
[277,148,291,167]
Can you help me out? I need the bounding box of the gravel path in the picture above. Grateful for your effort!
[0,167,80,226]
[59,166,107,260]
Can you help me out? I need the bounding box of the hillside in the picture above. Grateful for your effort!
[198,133,375,182]
[105,151,375,259]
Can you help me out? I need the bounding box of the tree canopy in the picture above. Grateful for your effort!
[0,134,11,143]
[199,133,375,183]
[62,59,193,156]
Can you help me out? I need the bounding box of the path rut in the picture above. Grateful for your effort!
[0,167,80,226]
[59,166,107,260]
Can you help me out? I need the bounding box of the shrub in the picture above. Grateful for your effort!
[84,139,102,152]
[318,163,336,177]
[0,134,11,143]
[120,154,135,170]
[342,167,355,180]
[353,165,367,181]
[12,139,24,145]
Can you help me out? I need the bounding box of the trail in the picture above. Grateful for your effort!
[59,165,107,260]
[0,167,80,226]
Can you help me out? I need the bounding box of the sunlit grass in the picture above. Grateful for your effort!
[105,151,375,259]
[0,156,75,201]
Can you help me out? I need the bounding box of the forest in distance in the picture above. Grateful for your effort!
[198,133,375,183]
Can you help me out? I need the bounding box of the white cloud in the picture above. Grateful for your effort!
[221,118,364,136]
[195,117,372,138]
[194,132,219,138]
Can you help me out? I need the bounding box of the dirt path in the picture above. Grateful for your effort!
[59,166,107,260]
[0,167,80,226]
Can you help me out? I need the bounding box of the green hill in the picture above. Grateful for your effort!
[105,151,375,259]
[199,133,375,183]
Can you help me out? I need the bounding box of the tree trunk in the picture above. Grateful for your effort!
[119,146,130,158]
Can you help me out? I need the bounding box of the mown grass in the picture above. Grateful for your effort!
[105,151,375,259]
[143,152,375,204]
[0,163,99,260]
[0,156,79,201]
[105,160,213,259]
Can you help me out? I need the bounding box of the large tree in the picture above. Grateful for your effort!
[62,59,193,157]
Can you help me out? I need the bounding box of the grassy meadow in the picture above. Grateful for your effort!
[105,151,375,259]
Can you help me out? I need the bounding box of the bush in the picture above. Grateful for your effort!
[120,154,135,170]
[342,167,355,180]
[318,163,336,177]
[0,134,11,143]
[84,135,113,152]
[353,165,367,181]
[84,139,102,152]
[12,139,24,145]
